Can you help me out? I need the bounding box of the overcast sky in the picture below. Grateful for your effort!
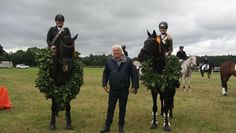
[1,0,236,57]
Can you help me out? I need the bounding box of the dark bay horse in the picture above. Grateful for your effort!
[220,61,236,96]
[49,34,78,130]
[200,63,214,79]
[138,30,178,131]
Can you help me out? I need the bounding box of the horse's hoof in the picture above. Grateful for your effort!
[223,93,227,96]
[150,123,158,129]
[163,124,171,132]
[65,124,73,130]
[49,124,56,130]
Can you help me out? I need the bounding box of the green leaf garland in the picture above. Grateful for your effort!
[35,49,84,109]
[140,55,181,92]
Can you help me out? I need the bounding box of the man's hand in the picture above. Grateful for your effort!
[104,86,110,93]
[131,88,138,94]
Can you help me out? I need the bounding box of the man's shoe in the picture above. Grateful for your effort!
[119,127,125,133]
[99,126,110,133]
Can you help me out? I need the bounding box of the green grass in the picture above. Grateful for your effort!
[0,68,236,133]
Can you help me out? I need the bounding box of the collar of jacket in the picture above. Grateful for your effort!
[112,55,127,63]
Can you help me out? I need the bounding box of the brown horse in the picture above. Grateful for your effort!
[220,61,236,96]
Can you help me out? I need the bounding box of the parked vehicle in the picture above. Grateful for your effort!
[16,64,29,69]
[213,67,220,72]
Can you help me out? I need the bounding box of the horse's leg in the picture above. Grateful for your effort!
[162,90,172,131]
[187,76,191,92]
[65,99,73,130]
[160,94,164,116]
[169,87,176,118]
[49,98,57,130]
[200,70,204,78]
[182,75,186,91]
[150,89,158,129]
[208,71,211,79]
[221,73,231,96]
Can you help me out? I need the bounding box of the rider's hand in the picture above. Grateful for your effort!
[50,45,56,50]
[104,86,110,93]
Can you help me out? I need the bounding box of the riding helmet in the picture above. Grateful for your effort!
[179,46,184,49]
[55,14,65,22]
[159,21,168,29]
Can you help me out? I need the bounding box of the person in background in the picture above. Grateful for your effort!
[121,45,128,57]
[176,45,187,62]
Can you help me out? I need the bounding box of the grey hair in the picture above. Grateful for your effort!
[111,44,124,56]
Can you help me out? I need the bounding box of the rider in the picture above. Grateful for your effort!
[158,21,173,56]
[176,45,187,63]
[121,45,128,57]
[47,14,71,51]
[202,55,209,70]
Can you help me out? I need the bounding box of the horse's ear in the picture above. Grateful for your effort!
[73,34,78,40]
[153,30,157,36]
[147,30,151,36]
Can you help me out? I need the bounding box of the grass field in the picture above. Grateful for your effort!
[0,68,236,133]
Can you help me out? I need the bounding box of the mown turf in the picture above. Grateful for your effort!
[0,68,236,133]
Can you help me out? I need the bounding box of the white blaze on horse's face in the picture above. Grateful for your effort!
[190,56,197,66]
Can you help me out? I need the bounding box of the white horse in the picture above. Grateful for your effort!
[133,61,142,75]
[181,56,197,92]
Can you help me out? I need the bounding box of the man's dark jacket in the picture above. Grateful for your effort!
[47,26,71,47]
[102,57,139,90]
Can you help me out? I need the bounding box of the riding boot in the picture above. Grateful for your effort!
[163,112,171,131]
[151,112,158,129]
[65,112,73,130]
[49,112,56,130]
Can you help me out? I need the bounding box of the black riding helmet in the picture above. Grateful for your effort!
[159,21,168,29]
[179,46,184,49]
[55,14,65,22]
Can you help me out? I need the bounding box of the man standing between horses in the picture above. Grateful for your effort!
[47,14,71,52]
[100,45,139,133]
[176,45,187,62]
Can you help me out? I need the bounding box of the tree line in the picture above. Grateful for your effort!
[0,45,236,67]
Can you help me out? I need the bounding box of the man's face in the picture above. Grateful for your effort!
[56,20,64,27]
[159,27,167,34]
[113,48,122,59]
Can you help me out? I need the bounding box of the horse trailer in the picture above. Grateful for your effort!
[0,61,13,68]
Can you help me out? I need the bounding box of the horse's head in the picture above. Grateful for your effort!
[57,34,78,72]
[189,55,197,66]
